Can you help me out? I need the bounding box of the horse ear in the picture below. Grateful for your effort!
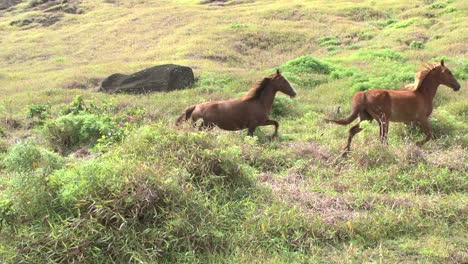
[440,60,445,66]
[276,69,281,75]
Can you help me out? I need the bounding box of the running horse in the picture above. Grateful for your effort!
[176,70,297,137]
[327,60,461,151]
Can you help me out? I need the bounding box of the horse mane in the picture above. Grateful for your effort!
[242,75,275,101]
[407,62,441,91]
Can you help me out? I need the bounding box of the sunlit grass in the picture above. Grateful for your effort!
[0,0,467,263]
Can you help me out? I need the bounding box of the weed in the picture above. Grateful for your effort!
[409,40,425,49]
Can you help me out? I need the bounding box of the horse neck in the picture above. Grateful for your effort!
[257,84,277,110]
[417,72,441,103]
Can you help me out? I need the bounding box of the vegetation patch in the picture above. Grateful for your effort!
[341,7,388,21]
[0,0,467,262]
[10,13,63,27]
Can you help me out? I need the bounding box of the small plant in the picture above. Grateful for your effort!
[429,3,447,9]
[392,18,418,28]
[316,35,340,47]
[44,113,116,153]
[443,7,456,13]
[4,139,64,173]
[26,103,50,120]
[343,7,388,21]
[409,40,425,49]
[54,57,65,62]
[62,95,86,115]
[356,49,405,61]
[357,32,373,40]
[229,23,248,29]
[271,95,298,118]
[372,19,397,28]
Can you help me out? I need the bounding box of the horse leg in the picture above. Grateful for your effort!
[199,120,214,131]
[416,119,433,147]
[378,116,389,145]
[345,122,363,152]
[259,119,279,137]
[247,126,257,137]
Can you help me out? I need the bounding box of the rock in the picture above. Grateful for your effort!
[98,64,195,94]
[0,0,21,10]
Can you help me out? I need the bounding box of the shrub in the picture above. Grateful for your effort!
[271,95,299,118]
[409,40,425,49]
[356,49,405,61]
[3,140,64,219]
[372,19,397,28]
[392,18,418,28]
[44,113,117,153]
[26,103,50,120]
[443,7,456,13]
[429,3,446,9]
[62,95,85,115]
[357,32,373,40]
[4,139,64,173]
[316,36,340,47]
[350,67,413,92]
[281,56,333,74]
[343,7,388,21]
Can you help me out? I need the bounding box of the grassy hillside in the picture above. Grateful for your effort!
[0,0,467,263]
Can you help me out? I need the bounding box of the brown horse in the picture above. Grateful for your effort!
[327,60,461,151]
[176,70,297,137]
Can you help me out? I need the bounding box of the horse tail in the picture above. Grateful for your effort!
[325,92,366,125]
[176,105,196,125]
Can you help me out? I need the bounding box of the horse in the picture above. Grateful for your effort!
[326,60,461,152]
[176,69,297,137]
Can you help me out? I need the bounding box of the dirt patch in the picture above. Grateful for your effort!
[0,0,22,10]
[28,0,83,14]
[341,7,389,22]
[9,0,84,28]
[425,146,467,171]
[259,172,369,224]
[289,140,332,162]
[201,0,254,6]
[61,78,101,90]
[10,13,63,27]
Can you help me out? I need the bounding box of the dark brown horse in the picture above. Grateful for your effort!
[176,70,297,137]
[327,60,461,151]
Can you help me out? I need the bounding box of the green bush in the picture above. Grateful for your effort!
[26,103,50,120]
[343,7,388,21]
[44,113,117,153]
[350,68,413,92]
[271,95,299,118]
[281,56,333,74]
[372,19,397,28]
[2,140,64,220]
[316,35,340,47]
[443,7,456,13]
[4,139,64,173]
[356,49,405,61]
[357,32,373,40]
[409,40,425,49]
[392,18,418,28]
[62,95,86,115]
[429,3,446,9]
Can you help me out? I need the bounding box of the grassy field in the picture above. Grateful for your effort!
[0,0,467,263]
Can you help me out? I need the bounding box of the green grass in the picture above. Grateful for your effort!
[0,0,467,263]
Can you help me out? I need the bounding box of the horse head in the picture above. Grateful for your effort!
[438,60,461,91]
[271,69,297,98]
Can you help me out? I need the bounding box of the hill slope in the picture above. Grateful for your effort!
[0,0,467,263]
